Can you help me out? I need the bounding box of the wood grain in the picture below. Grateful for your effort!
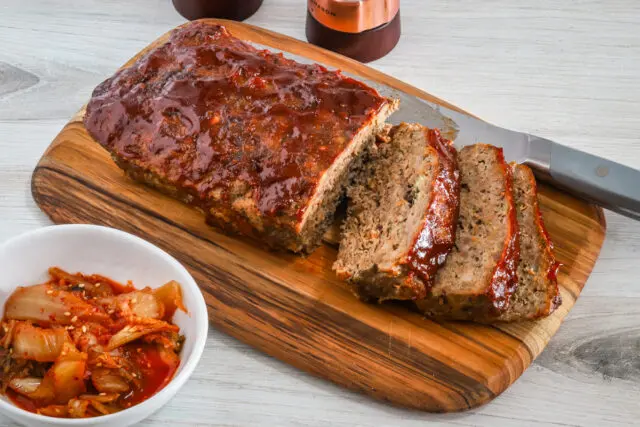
[30,19,605,412]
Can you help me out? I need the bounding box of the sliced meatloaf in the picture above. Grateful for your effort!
[498,163,561,321]
[84,22,398,253]
[333,123,460,302]
[416,144,520,321]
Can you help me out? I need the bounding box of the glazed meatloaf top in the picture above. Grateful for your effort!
[84,22,394,251]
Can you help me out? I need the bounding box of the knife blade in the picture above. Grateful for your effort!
[361,76,640,221]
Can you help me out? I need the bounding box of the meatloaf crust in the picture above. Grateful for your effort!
[84,22,397,252]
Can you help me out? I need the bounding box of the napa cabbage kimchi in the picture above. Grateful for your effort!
[0,267,186,418]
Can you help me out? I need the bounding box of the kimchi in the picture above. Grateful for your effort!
[0,267,186,418]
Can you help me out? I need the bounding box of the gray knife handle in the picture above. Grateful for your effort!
[547,143,640,220]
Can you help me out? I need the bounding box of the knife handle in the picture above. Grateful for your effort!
[544,143,640,220]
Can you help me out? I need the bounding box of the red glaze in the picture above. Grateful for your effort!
[548,259,562,310]
[84,23,389,234]
[537,208,561,284]
[536,203,562,284]
[538,209,552,245]
[487,154,520,314]
[532,177,562,310]
[407,129,460,291]
[548,261,561,284]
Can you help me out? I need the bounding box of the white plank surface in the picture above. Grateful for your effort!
[1,0,640,425]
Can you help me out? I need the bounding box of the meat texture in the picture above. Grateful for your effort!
[415,144,520,321]
[334,123,460,302]
[498,163,561,321]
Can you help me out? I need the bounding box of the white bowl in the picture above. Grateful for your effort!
[0,225,208,427]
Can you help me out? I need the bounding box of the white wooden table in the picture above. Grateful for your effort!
[2,1,640,425]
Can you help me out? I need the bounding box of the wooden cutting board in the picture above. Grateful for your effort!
[31,19,606,412]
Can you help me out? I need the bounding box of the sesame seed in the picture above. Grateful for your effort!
[78,283,85,288]
[71,316,78,322]
[131,373,137,378]
[3,326,8,333]
[82,326,87,333]
[95,283,101,288]
[108,309,115,314]
[64,311,71,316]
[46,290,54,295]
[99,392,106,396]
[96,362,102,367]
[131,298,138,304]
[67,326,75,330]
[9,348,13,354]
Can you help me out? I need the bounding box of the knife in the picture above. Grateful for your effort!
[259,44,640,220]
[359,77,640,221]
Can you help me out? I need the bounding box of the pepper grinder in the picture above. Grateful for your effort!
[172,0,264,21]
[306,0,401,63]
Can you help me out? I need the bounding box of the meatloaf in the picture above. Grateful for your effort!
[333,123,460,302]
[84,22,398,253]
[498,163,561,321]
[416,144,520,321]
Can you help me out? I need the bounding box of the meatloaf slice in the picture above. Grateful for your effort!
[498,163,561,321]
[416,144,519,321]
[333,123,460,302]
[84,22,398,253]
